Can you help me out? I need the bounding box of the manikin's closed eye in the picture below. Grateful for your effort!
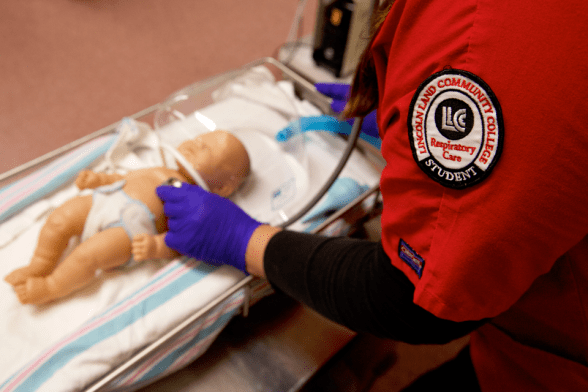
[160,143,210,191]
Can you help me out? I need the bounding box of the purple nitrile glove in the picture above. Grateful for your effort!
[156,183,262,273]
[315,83,379,139]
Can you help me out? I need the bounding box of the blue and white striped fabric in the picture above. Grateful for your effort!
[110,289,244,388]
[0,135,117,224]
[0,259,247,392]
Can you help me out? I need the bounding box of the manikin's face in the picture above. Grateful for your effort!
[176,130,250,197]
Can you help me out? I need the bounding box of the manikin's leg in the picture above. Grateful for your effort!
[13,227,132,304]
[4,195,93,286]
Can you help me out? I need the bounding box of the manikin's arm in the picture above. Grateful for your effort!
[75,170,125,190]
[132,233,180,261]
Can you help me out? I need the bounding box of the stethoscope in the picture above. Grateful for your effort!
[160,111,365,229]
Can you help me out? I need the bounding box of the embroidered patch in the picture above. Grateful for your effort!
[398,239,425,278]
[408,69,503,189]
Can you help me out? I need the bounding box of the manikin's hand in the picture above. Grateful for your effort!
[156,184,262,273]
[75,170,124,190]
[75,170,103,190]
[132,234,157,261]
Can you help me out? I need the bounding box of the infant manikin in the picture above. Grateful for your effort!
[4,130,250,305]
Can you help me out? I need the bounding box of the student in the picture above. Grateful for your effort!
[156,1,588,390]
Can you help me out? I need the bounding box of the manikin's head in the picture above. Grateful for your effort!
[176,130,250,197]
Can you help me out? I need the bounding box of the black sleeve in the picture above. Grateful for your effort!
[264,230,487,344]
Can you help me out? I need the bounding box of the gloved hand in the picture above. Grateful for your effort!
[315,83,379,140]
[156,183,262,273]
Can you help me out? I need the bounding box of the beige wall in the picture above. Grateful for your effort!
[0,0,317,173]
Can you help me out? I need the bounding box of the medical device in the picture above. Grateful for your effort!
[312,0,377,77]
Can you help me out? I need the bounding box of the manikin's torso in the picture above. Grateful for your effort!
[120,167,188,234]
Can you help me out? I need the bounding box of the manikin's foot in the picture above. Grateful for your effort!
[4,256,56,286]
[5,267,45,287]
[13,277,56,305]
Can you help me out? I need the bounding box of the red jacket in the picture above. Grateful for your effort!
[374,0,588,389]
